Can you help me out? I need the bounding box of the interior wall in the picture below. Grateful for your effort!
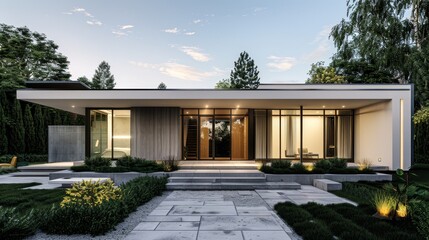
[131,107,181,160]
[354,101,393,168]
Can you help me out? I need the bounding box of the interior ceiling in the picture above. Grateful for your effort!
[23,99,388,115]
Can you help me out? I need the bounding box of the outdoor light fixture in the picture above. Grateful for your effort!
[205,105,209,108]
[236,105,240,108]
[71,105,75,108]
[322,105,326,108]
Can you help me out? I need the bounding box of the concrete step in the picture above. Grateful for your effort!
[169,170,265,178]
[179,165,257,170]
[11,172,50,177]
[168,176,267,183]
[17,167,68,173]
[166,182,301,190]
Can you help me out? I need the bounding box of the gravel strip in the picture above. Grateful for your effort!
[27,191,171,240]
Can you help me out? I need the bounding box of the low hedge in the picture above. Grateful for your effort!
[41,176,167,236]
[0,154,48,163]
[410,163,429,170]
[0,207,40,239]
[71,156,164,173]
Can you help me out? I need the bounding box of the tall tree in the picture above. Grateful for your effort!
[9,99,24,154]
[23,105,36,153]
[0,24,71,89]
[230,51,260,89]
[157,82,167,89]
[215,51,260,89]
[77,76,92,89]
[92,61,116,89]
[306,61,347,84]
[53,111,62,125]
[34,105,45,154]
[0,102,7,154]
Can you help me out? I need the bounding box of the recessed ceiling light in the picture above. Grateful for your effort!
[205,105,209,108]
[342,105,346,108]
[236,105,240,108]
[322,105,326,108]
[186,112,189,114]
[71,105,75,108]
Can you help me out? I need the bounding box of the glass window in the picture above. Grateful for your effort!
[303,110,323,115]
[281,110,300,115]
[271,110,280,115]
[325,110,336,115]
[337,116,353,158]
[90,110,111,158]
[269,115,280,158]
[281,116,301,159]
[215,109,230,115]
[199,109,214,115]
[232,116,248,159]
[112,110,130,159]
[302,116,323,160]
[183,109,198,115]
[255,110,267,159]
[232,109,248,115]
[337,110,353,115]
[183,116,198,160]
[200,117,213,159]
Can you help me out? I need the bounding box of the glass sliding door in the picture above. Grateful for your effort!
[200,117,213,159]
[302,114,324,161]
[337,115,353,159]
[90,109,130,159]
[232,116,248,160]
[255,110,267,159]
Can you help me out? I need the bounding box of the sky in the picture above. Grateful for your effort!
[0,0,347,89]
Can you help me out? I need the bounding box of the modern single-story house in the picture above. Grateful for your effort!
[17,82,413,170]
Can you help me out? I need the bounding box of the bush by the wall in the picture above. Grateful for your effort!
[0,154,48,164]
[410,163,429,170]
[0,207,39,239]
[84,156,111,168]
[271,160,291,169]
[329,158,348,169]
[410,201,429,239]
[70,165,92,172]
[41,176,167,236]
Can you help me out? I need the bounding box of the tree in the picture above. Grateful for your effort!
[157,82,167,89]
[0,102,7,154]
[215,51,260,89]
[306,61,347,84]
[77,76,92,89]
[230,51,260,89]
[9,99,24,154]
[34,105,45,154]
[215,79,232,89]
[23,105,36,153]
[54,111,62,125]
[0,24,71,89]
[330,59,394,84]
[92,61,116,89]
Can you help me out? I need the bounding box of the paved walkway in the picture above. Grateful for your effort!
[0,174,61,189]
[125,187,355,240]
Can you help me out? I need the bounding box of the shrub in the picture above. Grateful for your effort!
[328,158,347,169]
[41,176,167,236]
[0,154,48,163]
[410,201,429,238]
[271,160,291,169]
[116,156,163,172]
[0,207,39,239]
[70,165,91,172]
[410,163,429,170]
[291,163,307,173]
[293,221,333,240]
[60,179,122,207]
[314,159,332,172]
[84,156,111,168]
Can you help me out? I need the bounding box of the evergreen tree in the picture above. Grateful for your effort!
[92,61,116,89]
[62,111,71,125]
[23,105,36,153]
[215,51,260,89]
[34,105,45,154]
[9,99,24,154]
[43,108,51,153]
[77,76,92,89]
[157,82,167,89]
[54,111,62,125]
[0,102,7,154]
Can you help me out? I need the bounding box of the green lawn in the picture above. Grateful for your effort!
[0,183,65,212]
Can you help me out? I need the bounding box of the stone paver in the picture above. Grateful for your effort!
[126,188,355,240]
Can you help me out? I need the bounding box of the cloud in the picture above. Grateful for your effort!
[267,56,296,71]
[120,25,134,30]
[253,7,266,12]
[193,19,201,24]
[180,47,210,62]
[130,61,220,81]
[72,8,86,12]
[184,32,195,36]
[86,20,102,26]
[164,27,179,33]
[112,31,127,36]
[303,25,332,61]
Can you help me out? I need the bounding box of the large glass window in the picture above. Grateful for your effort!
[281,116,300,159]
[90,109,130,159]
[255,110,267,159]
[302,115,324,160]
[232,116,248,159]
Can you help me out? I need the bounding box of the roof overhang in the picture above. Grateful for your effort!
[17,84,412,115]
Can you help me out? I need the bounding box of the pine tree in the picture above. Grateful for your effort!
[0,102,8,154]
[92,61,116,89]
[157,82,167,89]
[23,105,36,153]
[229,51,260,89]
[62,111,71,125]
[34,105,45,154]
[43,108,51,153]
[9,99,24,154]
[77,76,92,89]
[54,111,62,125]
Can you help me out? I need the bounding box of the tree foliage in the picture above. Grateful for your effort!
[9,99,25,154]
[215,51,260,89]
[34,105,45,154]
[0,102,7,154]
[23,105,35,153]
[306,61,347,84]
[92,61,116,89]
[157,82,167,89]
[77,76,92,89]
[0,24,71,89]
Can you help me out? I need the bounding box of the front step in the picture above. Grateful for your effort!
[169,176,267,183]
[11,172,50,177]
[169,170,265,178]
[166,182,301,190]
[179,165,257,170]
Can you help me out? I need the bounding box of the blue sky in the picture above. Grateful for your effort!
[0,0,347,88]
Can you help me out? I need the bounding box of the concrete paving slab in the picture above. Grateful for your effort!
[204,201,234,206]
[170,205,237,216]
[142,216,201,222]
[243,231,292,240]
[149,209,171,216]
[160,201,204,206]
[125,230,197,240]
[197,231,243,240]
[156,221,200,231]
[133,222,159,231]
[199,216,283,231]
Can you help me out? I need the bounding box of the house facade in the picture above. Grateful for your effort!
[17,82,413,170]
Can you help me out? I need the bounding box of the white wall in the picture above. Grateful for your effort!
[355,101,393,168]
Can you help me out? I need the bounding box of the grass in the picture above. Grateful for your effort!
[0,183,65,212]
[275,202,422,240]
